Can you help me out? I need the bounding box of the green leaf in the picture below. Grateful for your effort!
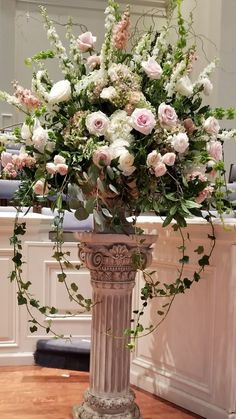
[198,255,210,267]
[49,307,58,314]
[179,255,189,264]
[71,282,78,292]
[17,293,27,305]
[109,183,119,195]
[101,207,112,218]
[58,272,66,282]
[183,277,192,288]
[30,325,38,333]
[75,206,89,220]
[194,272,200,282]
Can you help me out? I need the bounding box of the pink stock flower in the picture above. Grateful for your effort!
[196,186,214,204]
[0,151,13,167]
[131,108,156,135]
[207,140,223,161]
[87,55,101,70]
[2,163,17,178]
[77,32,96,52]
[154,162,167,177]
[112,7,130,50]
[13,82,41,109]
[12,153,36,169]
[93,146,112,167]
[188,171,207,183]
[162,152,176,166]
[158,103,178,129]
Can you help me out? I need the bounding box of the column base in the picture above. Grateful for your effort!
[72,403,142,419]
[72,389,142,419]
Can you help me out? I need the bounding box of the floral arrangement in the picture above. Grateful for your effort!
[0,0,235,339]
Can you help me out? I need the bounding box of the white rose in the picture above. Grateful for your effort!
[202,78,213,96]
[86,111,110,136]
[100,86,117,100]
[141,57,163,80]
[32,126,49,152]
[172,132,189,153]
[204,116,220,136]
[175,76,193,97]
[49,80,71,104]
[118,150,135,176]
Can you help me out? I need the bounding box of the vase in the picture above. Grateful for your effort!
[72,232,157,419]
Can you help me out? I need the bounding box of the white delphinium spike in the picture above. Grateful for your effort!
[100,0,118,70]
[152,27,168,60]
[165,59,187,97]
[131,33,152,68]
[193,58,218,90]
[66,18,82,69]
[31,70,51,102]
[40,6,74,76]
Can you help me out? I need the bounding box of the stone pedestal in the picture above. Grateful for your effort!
[73,233,156,419]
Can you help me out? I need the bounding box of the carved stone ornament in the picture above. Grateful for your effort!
[73,233,157,419]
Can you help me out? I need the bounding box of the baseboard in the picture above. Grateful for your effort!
[0,352,34,366]
[130,370,236,419]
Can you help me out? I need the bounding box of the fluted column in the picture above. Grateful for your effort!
[73,233,156,419]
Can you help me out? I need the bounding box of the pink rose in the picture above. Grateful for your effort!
[56,163,68,176]
[196,186,214,204]
[93,146,112,167]
[87,55,101,70]
[86,111,110,137]
[158,103,178,129]
[154,162,167,177]
[77,32,96,52]
[131,108,156,135]
[141,58,163,80]
[171,132,189,153]
[204,117,220,135]
[46,162,57,174]
[1,151,13,167]
[162,152,176,166]
[207,140,222,161]
[54,155,66,165]
[33,179,48,195]
[146,150,161,168]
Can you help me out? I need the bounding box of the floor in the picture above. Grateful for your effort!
[0,366,204,419]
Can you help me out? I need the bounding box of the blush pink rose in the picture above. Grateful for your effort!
[1,151,13,167]
[77,32,96,52]
[171,132,189,153]
[141,57,163,80]
[195,186,214,204]
[131,108,156,135]
[93,146,112,167]
[207,140,223,161]
[154,162,167,177]
[204,116,220,135]
[158,103,178,129]
[54,155,66,165]
[33,179,48,195]
[86,111,110,136]
[56,163,68,176]
[162,152,176,166]
[46,162,57,174]
[87,55,101,70]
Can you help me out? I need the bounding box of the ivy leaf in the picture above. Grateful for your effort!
[71,282,78,292]
[194,246,204,255]
[58,272,66,282]
[194,272,200,282]
[183,277,192,288]
[17,293,27,305]
[198,255,210,267]
[30,325,38,333]
[179,255,189,264]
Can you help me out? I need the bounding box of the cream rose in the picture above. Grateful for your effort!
[87,55,101,70]
[162,152,176,166]
[204,117,220,136]
[146,150,162,168]
[141,57,163,80]
[93,146,112,167]
[77,31,96,52]
[154,162,167,177]
[86,111,110,136]
[46,162,57,175]
[33,179,48,195]
[158,103,178,129]
[49,80,71,104]
[118,150,135,176]
[131,108,156,135]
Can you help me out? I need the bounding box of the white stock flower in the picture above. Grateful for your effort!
[175,76,193,97]
[49,80,71,104]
